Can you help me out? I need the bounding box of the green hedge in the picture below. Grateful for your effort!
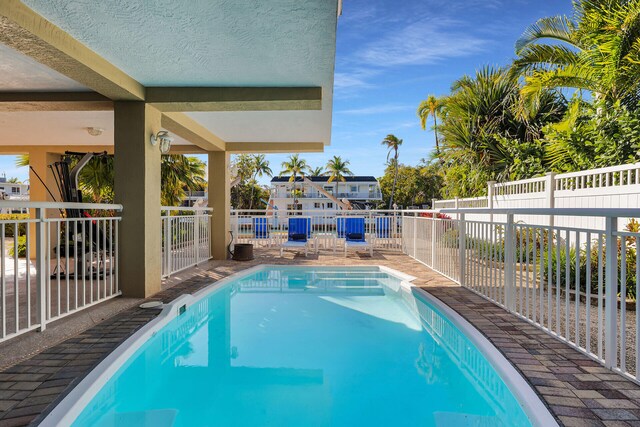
[0,214,29,238]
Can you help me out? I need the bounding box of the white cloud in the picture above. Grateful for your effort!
[333,72,372,90]
[356,19,488,67]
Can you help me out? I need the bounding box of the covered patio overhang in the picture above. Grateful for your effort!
[0,0,340,298]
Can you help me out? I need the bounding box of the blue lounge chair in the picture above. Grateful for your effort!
[344,217,373,257]
[280,217,312,257]
[253,217,271,247]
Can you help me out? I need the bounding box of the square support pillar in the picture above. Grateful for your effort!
[114,102,162,298]
[28,150,60,258]
[208,151,230,260]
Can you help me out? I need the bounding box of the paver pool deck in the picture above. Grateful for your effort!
[0,249,639,426]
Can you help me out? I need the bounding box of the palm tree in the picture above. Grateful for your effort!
[280,154,310,205]
[309,166,325,176]
[417,95,444,155]
[325,156,353,199]
[512,0,640,107]
[436,66,566,195]
[248,155,272,209]
[381,134,403,209]
[15,153,206,206]
[161,155,206,206]
[15,154,29,168]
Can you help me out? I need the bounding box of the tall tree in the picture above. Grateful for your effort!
[436,66,565,195]
[309,166,325,176]
[160,155,207,206]
[325,156,353,198]
[417,95,443,155]
[248,155,272,209]
[380,134,403,209]
[512,0,640,107]
[280,154,310,205]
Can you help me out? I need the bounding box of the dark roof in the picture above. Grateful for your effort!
[271,176,378,183]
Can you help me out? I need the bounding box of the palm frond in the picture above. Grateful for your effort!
[515,15,579,53]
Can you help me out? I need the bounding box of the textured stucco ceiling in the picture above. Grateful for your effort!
[0,43,89,91]
[21,0,338,87]
[10,0,338,145]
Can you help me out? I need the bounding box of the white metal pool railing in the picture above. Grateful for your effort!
[0,201,122,343]
[161,207,212,277]
[230,209,404,250]
[402,208,640,384]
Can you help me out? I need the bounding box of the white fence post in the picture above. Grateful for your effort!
[454,197,459,220]
[504,213,515,311]
[459,213,466,286]
[164,215,171,277]
[545,172,556,228]
[604,215,618,369]
[35,208,47,331]
[487,181,495,224]
[412,213,417,259]
[431,216,436,268]
[194,213,201,264]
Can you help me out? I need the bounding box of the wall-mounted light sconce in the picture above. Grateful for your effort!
[150,130,173,154]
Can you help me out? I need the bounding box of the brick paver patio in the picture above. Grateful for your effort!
[0,249,638,426]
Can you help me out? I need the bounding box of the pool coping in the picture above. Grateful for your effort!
[41,264,554,427]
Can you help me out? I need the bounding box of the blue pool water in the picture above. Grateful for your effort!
[71,267,533,426]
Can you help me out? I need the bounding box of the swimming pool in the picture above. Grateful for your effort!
[43,266,557,426]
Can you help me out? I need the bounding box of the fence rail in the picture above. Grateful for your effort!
[0,202,122,343]
[403,208,640,384]
[161,207,212,277]
[230,209,403,251]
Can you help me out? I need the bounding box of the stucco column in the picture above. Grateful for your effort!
[28,149,60,258]
[114,102,162,298]
[208,151,230,260]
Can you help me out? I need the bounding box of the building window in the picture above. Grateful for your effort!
[327,202,333,209]
[350,185,357,192]
[314,202,321,208]
[11,187,19,194]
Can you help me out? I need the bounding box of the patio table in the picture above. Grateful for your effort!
[313,232,337,254]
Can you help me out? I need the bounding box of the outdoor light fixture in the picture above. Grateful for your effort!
[86,127,104,137]
[150,130,173,154]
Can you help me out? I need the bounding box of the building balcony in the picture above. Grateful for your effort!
[272,191,383,200]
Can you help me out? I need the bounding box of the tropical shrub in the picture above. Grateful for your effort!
[8,235,27,258]
[0,214,29,237]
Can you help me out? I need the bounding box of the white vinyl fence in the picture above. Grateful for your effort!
[161,207,212,277]
[403,208,640,384]
[435,162,640,230]
[0,201,121,343]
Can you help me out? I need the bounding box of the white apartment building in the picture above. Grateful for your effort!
[268,176,383,211]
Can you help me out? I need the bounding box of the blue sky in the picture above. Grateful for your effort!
[0,0,574,185]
